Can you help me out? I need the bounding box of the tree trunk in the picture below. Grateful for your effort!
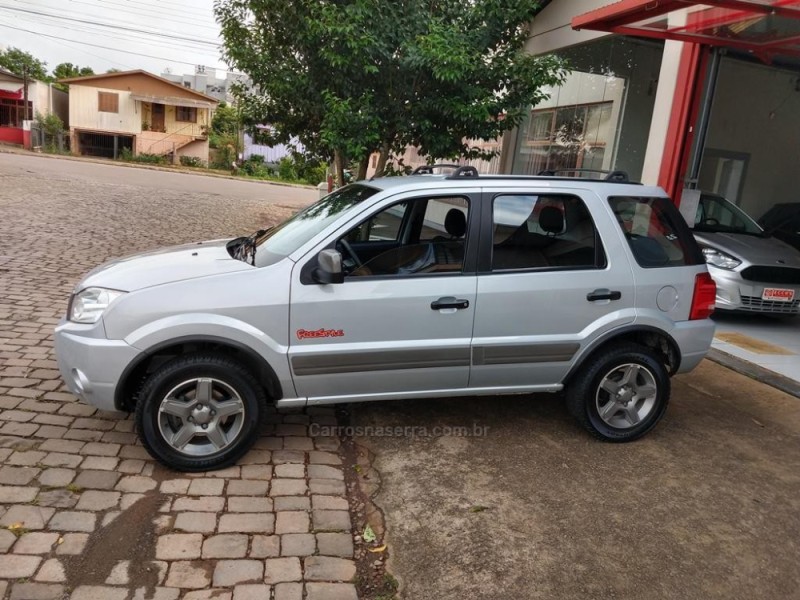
[374,141,390,177]
[334,149,346,188]
[356,156,369,181]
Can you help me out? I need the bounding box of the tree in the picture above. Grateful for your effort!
[215,0,564,183]
[52,63,95,91]
[0,47,49,81]
[210,101,239,137]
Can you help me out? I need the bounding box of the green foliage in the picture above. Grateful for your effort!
[211,102,240,138]
[0,47,49,81]
[119,150,167,165]
[134,153,168,165]
[52,63,94,91]
[34,112,64,137]
[211,142,238,170]
[215,0,565,179]
[240,155,272,177]
[277,156,298,181]
[179,155,206,168]
[275,154,327,185]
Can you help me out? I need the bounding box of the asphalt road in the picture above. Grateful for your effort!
[352,360,800,600]
[0,151,317,210]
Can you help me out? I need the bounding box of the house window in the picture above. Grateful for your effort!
[0,99,32,126]
[519,102,613,175]
[176,106,197,123]
[98,92,119,113]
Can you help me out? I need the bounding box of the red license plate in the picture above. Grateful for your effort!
[762,288,795,302]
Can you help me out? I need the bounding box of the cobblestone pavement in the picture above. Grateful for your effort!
[0,155,360,599]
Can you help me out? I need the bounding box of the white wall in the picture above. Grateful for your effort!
[28,82,69,125]
[701,57,800,217]
[68,84,141,134]
[525,0,611,55]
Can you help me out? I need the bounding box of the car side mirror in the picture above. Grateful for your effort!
[313,249,344,284]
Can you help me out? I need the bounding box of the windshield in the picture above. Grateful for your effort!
[694,195,763,236]
[252,184,378,266]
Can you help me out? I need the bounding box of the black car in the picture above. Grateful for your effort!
[758,203,800,253]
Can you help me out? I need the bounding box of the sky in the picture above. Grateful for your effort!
[0,0,231,79]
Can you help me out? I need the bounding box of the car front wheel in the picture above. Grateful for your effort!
[135,354,266,471]
[565,343,670,442]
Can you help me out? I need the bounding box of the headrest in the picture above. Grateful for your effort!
[444,208,467,238]
[539,206,564,234]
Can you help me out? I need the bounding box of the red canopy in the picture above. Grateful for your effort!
[573,0,800,61]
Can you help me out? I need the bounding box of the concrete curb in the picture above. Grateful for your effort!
[0,146,317,191]
[707,347,800,399]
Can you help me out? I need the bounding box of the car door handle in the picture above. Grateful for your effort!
[587,289,622,302]
[431,297,470,310]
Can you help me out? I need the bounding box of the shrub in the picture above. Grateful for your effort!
[132,152,168,164]
[211,144,237,170]
[240,156,272,178]
[277,156,298,181]
[118,150,167,165]
[179,155,206,168]
[34,111,64,137]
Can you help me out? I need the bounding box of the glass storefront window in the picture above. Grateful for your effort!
[512,36,664,181]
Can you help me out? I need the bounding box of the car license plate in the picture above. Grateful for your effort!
[762,288,795,302]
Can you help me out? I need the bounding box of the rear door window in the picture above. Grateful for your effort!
[491,194,605,271]
[609,196,704,267]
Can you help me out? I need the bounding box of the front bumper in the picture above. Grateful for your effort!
[709,267,800,315]
[54,318,141,411]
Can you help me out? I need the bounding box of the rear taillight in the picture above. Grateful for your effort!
[690,272,716,320]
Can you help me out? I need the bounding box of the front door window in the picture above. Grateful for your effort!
[338,196,470,277]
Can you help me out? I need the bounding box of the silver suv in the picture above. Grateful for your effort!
[55,167,716,471]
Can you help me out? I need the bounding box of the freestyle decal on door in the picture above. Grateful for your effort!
[296,328,345,340]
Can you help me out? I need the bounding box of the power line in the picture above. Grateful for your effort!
[0,4,220,47]
[89,0,220,31]
[55,36,137,70]
[0,22,222,68]
[10,10,222,54]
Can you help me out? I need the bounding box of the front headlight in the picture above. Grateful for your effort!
[69,287,126,323]
[702,247,741,270]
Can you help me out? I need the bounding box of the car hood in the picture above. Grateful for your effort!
[78,239,253,292]
[694,231,800,266]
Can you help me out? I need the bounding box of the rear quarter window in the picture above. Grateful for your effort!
[609,196,704,268]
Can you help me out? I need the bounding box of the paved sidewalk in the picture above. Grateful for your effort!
[0,154,359,599]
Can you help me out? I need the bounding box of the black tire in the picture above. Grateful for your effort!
[135,353,267,471]
[565,343,670,442]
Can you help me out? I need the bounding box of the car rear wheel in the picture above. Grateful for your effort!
[565,343,670,442]
[135,354,266,471]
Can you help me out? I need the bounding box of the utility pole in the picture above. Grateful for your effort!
[22,64,29,122]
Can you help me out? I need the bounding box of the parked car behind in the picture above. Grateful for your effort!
[692,193,800,315]
[758,202,800,253]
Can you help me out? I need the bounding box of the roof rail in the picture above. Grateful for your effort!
[411,163,461,175]
[446,165,479,179]
[537,168,632,182]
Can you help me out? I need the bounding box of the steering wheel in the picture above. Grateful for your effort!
[337,239,363,268]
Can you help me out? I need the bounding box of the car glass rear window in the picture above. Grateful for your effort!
[609,196,704,268]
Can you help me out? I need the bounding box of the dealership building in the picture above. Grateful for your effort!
[503,0,800,220]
